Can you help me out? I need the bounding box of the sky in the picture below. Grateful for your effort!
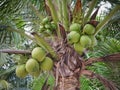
[98,1,112,15]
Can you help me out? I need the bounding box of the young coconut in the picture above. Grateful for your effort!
[83,24,95,35]
[45,23,51,29]
[32,47,46,62]
[89,35,97,47]
[40,57,53,71]
[80,35,92,47]
[25,58,39,73]
[41,17,51,25]
[39,25,45,33]
[51,21,57,30]
[70,23,81,32]
[74,42,85,55]
[16,64,28,78]
[67,31,80,43]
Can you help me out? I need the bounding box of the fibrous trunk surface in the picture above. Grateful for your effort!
[52,39,83,90]
[55,75,80,90]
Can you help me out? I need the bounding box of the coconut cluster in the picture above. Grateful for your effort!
[67,23,97,55]
[15,47,53,78]
[39,17,57,35]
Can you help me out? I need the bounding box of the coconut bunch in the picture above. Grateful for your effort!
[15,47,53,78]
[39,16,57,35]
[67,23,97,55]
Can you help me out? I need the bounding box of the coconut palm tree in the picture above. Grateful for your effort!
[0,0,120,90]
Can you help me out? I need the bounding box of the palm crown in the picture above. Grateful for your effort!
[0,0,120,90]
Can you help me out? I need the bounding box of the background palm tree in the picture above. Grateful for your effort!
[0,0,120,90]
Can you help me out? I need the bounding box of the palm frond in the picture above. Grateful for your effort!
[87,37,120,89]
[98,38,120,55]
[80,76,91,90]
[0,66,16,78]
[0,53,8,67]
[80,75,106,90]
[0,28,24,49]
[0,44,12,66]
[89,38,120,57]
[30,0,45,12]
[0,28,10,44]
[0,0,28,18]
[31,73,54,90]
[109,11,120,23]
[0,0,45,32]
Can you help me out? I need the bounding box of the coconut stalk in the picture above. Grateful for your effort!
[56,0,62,22]
[7,26,34,41]
[84,0,98,24]
[31,32,57,59]
[61,0,69,31]
[47,0,59,24]
[47,0,61,38]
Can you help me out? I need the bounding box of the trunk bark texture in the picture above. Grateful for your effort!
[55,75,80,90]
[52,39,83,90]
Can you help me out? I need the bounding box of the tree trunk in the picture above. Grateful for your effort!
[52,40,83,90]
[55,75,80,90]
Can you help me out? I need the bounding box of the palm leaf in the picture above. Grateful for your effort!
[0,44,12,66]
[80,76,91,90]
[89,38,120,57]
[31,73,54,90]
[98,38,120,55]
[0,0,28,18]
[0,52,8,67]
[87,37,120,89]
[0,66,16,78]
[80,75,106,90]
[30,0,45,12]
[0,53,8,67]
